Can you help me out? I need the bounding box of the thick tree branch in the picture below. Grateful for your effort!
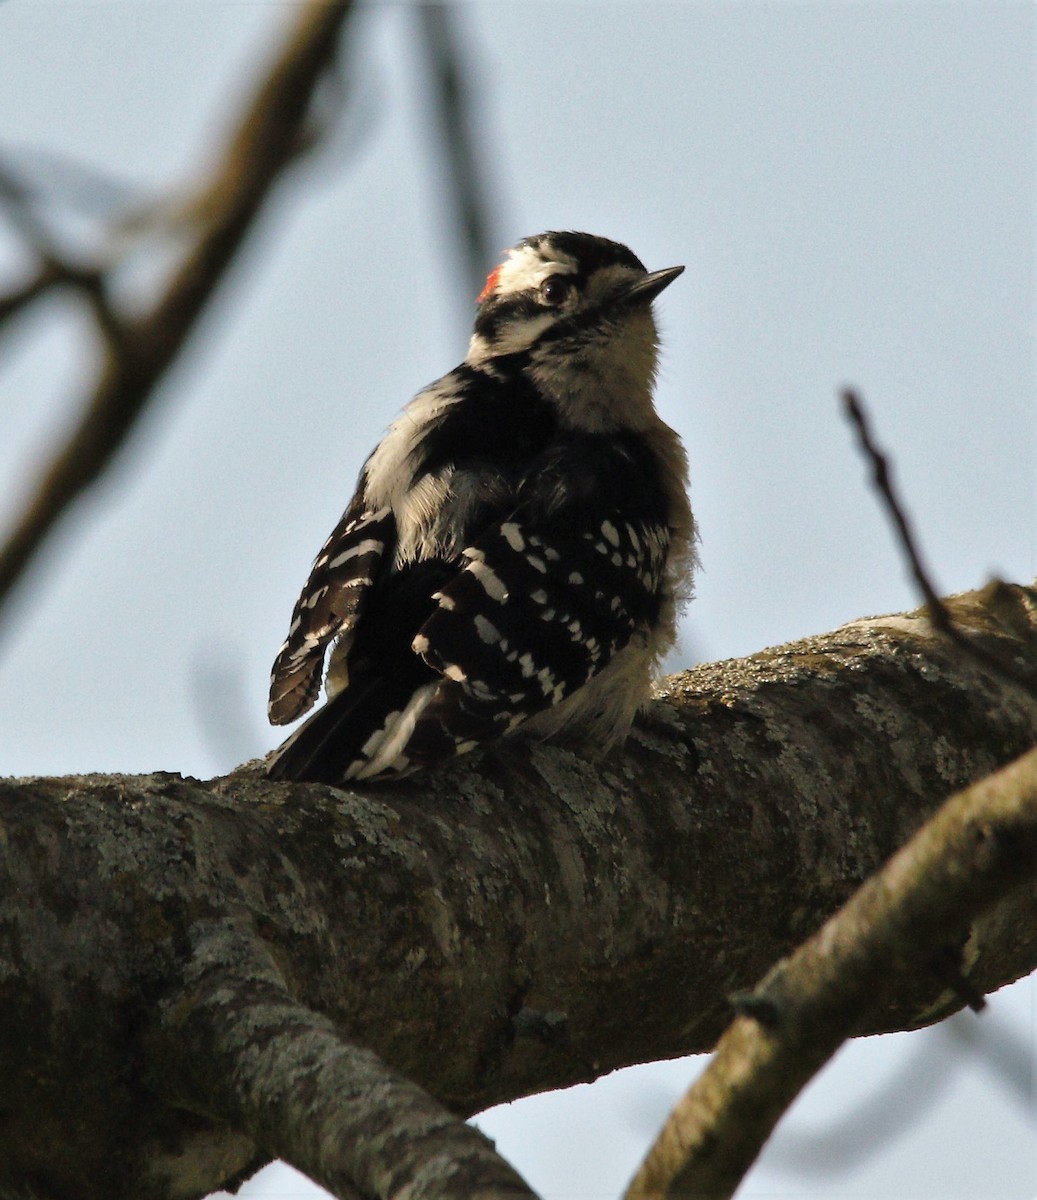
[1,582,1035,1198]
[0,0,354,633]
[625,743,1037,1200]
[147,919,535,1200]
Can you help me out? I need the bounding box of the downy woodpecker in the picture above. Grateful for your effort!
[267,231,695,782]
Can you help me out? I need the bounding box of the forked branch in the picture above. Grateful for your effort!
[0,1,354,634]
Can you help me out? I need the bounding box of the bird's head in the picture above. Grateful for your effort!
[467,231,683,431]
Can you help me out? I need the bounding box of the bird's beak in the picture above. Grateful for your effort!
[615,264,685,307]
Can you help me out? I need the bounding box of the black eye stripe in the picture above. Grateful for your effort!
[474,276,629,347]
[474,295,544,341]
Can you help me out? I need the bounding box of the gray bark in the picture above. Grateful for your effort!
[1,582,1035,1200]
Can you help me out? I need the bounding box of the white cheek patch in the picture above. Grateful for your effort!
[486,312,556,354]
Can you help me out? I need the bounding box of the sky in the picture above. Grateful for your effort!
[0,3,1033,1198]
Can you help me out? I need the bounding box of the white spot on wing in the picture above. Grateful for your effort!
[327,537,385,570]
[475,615,502,644]
[466,550,509,601]
[501,523,526,552]
[301,586,328,609]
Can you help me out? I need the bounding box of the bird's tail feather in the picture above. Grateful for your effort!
[266,677,391,783]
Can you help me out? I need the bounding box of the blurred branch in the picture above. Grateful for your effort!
[625,744,1037,1200]
[416,4,496,298]
[0,158,56,248]
[0,0,355,637]
[0,266,54,329]
[842,387,1037,697]
[0,161,111,337]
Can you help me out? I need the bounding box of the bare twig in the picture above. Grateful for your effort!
[0,0,355,637]
[625,744,1037,1200]
[415,4,496,300]
[842,388,1037,697]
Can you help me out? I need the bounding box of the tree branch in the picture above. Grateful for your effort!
[0,158,118,339]
[843,387,1037,695]
[1,582,1035,1198]
[625,743,1037,1200]
[147,918,535,1200]
[0,0,354,636]
[0,263,55,329]
[618,394,1037,1199]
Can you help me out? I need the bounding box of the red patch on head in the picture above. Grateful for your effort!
[477,265,502,304]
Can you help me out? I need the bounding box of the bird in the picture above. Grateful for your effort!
[266,230,695,783]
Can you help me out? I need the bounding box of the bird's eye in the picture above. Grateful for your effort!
[539,276,572,306]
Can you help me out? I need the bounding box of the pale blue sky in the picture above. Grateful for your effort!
[0,3,1033,1197]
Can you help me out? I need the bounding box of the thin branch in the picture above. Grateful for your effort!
[0,0,355,638]
[0,161,77,334]
[625,743,1037,1200]
[842,388,1037,697]
[0,257,123,357]
[0,149,129,347]
[415,4,497,299]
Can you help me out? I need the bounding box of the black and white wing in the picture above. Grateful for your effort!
[266,505,669,784]
[267,496,395,725]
